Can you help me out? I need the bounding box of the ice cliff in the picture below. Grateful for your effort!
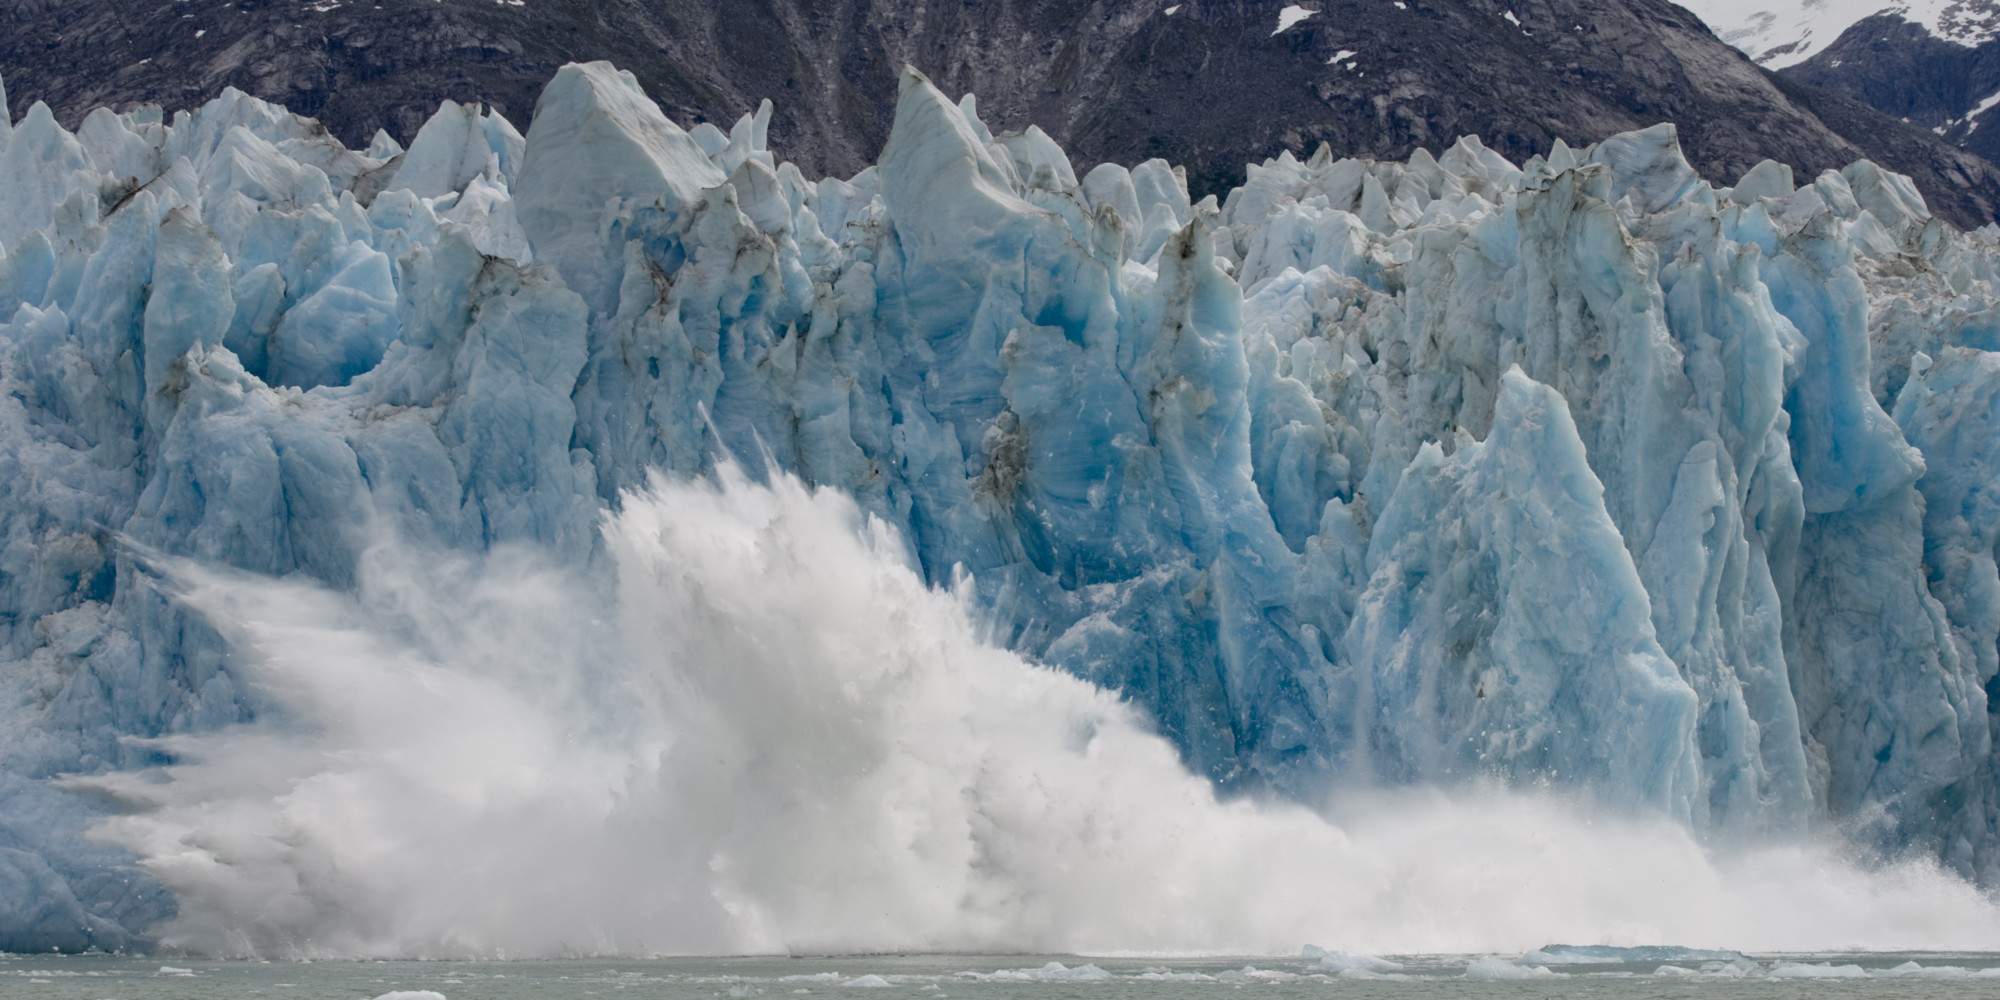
[2,60,1999,951]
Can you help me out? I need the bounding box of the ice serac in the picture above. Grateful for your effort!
[879,67,1033,251]
[1894,347,2000,871]
[5,58,2000,950]
[1348,368,1699,817]
[0,101,93,252]
[513,61,725,317]
[390,99,525,200]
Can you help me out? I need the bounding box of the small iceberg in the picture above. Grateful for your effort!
[1769,962,1868,979]
[1301,944,1405,974]
[1464,956,1562,980]
[1520,944,1747,965]
[959,963,1110,982]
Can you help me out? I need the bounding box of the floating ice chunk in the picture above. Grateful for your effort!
[1311,952,1404,974]
[1133,968,1215,982]
[1878,961,1955,977]
[1873,960,2000,977]
[372,993,448,1000]
[961,963,1111,982]
[842,976,892,988]
[1768,962,1868,978]
[1519,945,1747,965]
[158,966,194,975]
[1217,966,1298,982]
[1463,957,1561,980]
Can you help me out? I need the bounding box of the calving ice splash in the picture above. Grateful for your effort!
[0,58,1999,955]
[63,468,2000,956]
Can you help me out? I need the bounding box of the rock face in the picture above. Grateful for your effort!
[1783,14,2000,165]
[4,0,2000,228]
[1679,0,2000,209]
[1678,0,2000,69]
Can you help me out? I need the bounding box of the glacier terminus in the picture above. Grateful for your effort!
[1,59,1999,953]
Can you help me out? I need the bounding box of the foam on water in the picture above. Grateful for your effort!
[76,466,2000,958]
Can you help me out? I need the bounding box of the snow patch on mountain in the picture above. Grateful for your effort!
[1274,5,1318,33]
[1684,0,2000,67]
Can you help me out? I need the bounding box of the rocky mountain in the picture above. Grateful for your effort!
[1679,0,2000,190]
[4,0,2000,228]
[1676,0,1999,68]
[1783,12,2000,165]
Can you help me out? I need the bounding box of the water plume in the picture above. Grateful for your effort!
[79,466,2000,958]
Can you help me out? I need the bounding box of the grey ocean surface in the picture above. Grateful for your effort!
[8,953,2000,999]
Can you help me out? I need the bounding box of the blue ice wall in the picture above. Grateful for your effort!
[2,62,1999,949]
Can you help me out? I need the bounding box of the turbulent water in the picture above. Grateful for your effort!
[7,57,2000,956]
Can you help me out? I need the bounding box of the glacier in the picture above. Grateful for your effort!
[1,59,1999,952]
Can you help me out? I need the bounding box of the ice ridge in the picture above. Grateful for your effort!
[1,61,1999,949]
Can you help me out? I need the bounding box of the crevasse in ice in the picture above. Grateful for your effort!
[1,60,1998,949]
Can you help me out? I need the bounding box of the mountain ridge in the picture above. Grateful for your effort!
[4,0,2000,228]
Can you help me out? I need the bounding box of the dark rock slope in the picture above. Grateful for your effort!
[1783,13,2000,168]
[3,0,1999,222]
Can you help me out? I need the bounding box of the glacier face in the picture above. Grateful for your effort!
[0,59,1998,951]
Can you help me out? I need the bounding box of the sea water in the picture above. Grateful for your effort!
[8,953,2000,1000]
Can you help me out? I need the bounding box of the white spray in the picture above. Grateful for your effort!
[81,466,2000,957]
